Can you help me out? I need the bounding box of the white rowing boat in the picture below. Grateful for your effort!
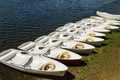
[99,24,119,30]
[64,25,106,38]
[54,28,104,46]
[74,35,104,46]
[56,22,110,34]
[76,18,119,32]
[90,16,120,26]
[97,11,120,20]
[0,49,68,76]
[18,41,83,64]
[61,40,95,54]
[80,30,106,38]
[79,23,111,33]
[47,32,95,54]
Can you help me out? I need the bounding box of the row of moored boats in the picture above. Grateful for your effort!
[0,11,120,76]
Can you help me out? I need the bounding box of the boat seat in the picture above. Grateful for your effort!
[10,54,32,66]
[46,38,63,47]
[18,41,36,51]
[48,31,60,37]
[59,33,73,40]
[34,36,49,43]
[27,61,43,70]
[0,49,17,61]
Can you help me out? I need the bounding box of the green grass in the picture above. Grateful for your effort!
[69,30,120,80]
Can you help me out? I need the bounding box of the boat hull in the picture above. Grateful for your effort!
[62,48,93,54]
[97,11,120,20]
[0,60,66,76]
[80,41,103,46]
[44,56,82,65]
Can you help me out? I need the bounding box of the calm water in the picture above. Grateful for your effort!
[0,0,120,80]
[0,0,120,51]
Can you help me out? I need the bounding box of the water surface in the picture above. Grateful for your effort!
[0,0,119,51]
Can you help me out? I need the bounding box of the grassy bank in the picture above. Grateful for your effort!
[68,30,120,80]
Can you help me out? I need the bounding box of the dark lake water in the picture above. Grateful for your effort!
[0,0,120,51]
[0,0,120,80]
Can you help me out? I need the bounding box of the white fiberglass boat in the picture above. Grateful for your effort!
[61,40,95,54]
[90,16,120,26]
[17,41,83,64]
[55,28,105,46]
[96,11,120,20]
[0,49,68,76]
[56,22,110,34]
[84,25,111,33]
[47,32,95,54]
[84,21,119,31]
[75,18,116,33]
[63,28,106,37]
[99,24,119,30]
[74,35,104,46]
[71,24,106,37]
[81,18,119,30]
[80,30,106,38]
[34,35,49,44]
